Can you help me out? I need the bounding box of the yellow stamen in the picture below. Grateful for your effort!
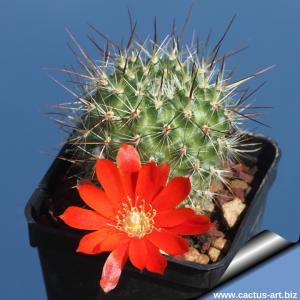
[115,196,158,238]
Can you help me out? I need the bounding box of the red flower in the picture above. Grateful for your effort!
[60,144,211,293]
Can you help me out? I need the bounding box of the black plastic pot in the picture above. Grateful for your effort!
[25,134,280,300]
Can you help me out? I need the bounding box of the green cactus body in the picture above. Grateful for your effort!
[57,31,264,213]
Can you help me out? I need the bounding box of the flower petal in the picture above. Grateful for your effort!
[168,222,211,235]
[144,239,167,275]
[128,238,148,271]
[76,228,117,254]
[168,215,212,235]
[147,229,189,256]
[77,181,115,219]
[155,208,195,228]
[116,144,141,173]
[59,207,110,230]
[96,159,125,208]
[100,243,129,293]
[152,177,191,211]
[135,162,157,203]
[157,161,170,187]
[135,162,169,204]
[119,170,138,200]
[99,232,130,253]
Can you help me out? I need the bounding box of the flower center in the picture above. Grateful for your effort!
[116,196,157,238]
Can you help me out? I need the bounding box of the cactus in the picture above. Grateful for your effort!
[53,21,268,213]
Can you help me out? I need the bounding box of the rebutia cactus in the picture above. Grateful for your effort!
[53,20,268,213]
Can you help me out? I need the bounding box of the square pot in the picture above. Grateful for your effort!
[25,134,280,300]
